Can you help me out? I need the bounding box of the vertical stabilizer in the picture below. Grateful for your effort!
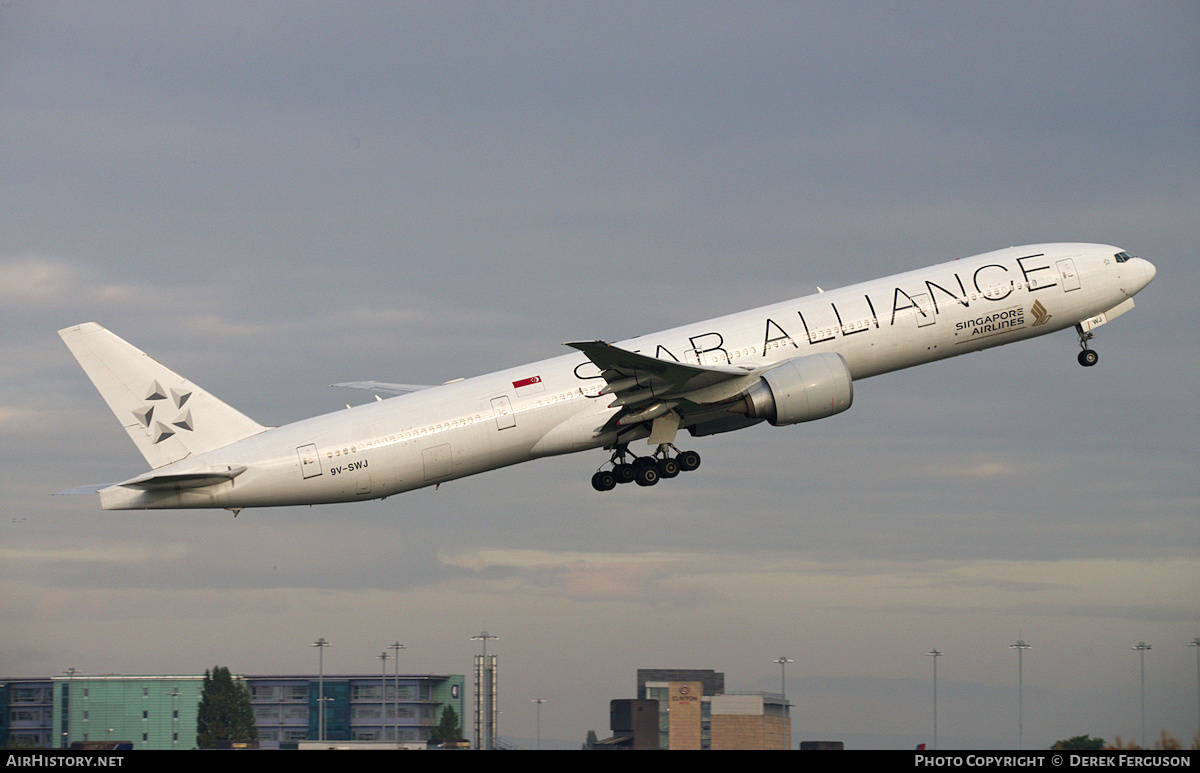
[59,323,268,468]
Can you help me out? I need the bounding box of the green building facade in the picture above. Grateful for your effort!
[55,675,203,750]
[4,672,465,749]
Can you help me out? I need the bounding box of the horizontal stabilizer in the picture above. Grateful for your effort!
[54,483,115,496]
[59,323,269,469]
[121,466,247,491]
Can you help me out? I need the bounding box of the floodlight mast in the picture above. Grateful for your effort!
[1010,639,1031,749]
[389,641,406,743]
[311,638,331,742]
[927,649,944,750]
[531,698,546,750]
[1132,642,1151,748]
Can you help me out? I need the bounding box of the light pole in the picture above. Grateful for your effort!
[377,651,391,741]
[1133,642,1151,748]
[62,668,78,748]
[389,641,406,744]
[473,630,499,659]
[1010,639,1031,749]
[311,638,330,742]
[1189,638,1200,744]
[927,649,943,750]
[773,657,794,701]
[531,698,546,749]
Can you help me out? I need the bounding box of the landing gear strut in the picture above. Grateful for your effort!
[591,443,702,492]
[1076,326,1099,367]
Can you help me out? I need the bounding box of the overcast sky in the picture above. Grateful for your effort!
[2,1,1197,750]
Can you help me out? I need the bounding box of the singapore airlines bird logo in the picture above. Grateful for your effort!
[1030,300,1052,327]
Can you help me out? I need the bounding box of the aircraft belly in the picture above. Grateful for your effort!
[530,401,610,457]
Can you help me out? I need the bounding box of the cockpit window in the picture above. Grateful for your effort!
[1115,251,1132,263]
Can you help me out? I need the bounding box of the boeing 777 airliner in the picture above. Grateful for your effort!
[59,243,1155,511]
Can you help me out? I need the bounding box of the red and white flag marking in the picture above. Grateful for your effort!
[512,375,544,396]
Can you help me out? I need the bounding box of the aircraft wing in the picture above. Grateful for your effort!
[566,340,749,392]
[331,380,434,396]
[565,340,754,433]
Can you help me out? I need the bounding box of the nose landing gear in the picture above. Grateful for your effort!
[1077,326,1098,367]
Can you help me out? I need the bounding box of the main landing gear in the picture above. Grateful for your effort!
[590,444,702,491]
[1077,326,1099,367]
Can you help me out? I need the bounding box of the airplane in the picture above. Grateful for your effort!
[58,243,1155,512]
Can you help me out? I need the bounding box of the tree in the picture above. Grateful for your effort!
[1051,734,1105,750]
[583,729,598,750]
[196,666,257,749]
[429,705,463,744]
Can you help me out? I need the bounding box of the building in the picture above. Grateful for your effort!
[2,672,464,750]
[605,668,790,750]
[1,678,57,749]
[1,675,201,750]
[248,673,464,749]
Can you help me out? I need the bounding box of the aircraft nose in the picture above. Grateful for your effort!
[1140,257,1157,286]
[1131,257,1156,293]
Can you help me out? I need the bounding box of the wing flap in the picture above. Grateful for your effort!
[565,340,748,393]
[566,340,756,437]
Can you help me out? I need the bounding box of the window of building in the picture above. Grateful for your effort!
[353,685,381,700]
[250,685,277,701]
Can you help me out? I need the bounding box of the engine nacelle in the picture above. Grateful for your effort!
[732,353,853,426]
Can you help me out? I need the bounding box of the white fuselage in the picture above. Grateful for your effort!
[97,243,1155,510]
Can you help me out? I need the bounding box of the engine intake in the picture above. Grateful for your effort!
[731,353,853,426]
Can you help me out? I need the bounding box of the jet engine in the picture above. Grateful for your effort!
[730,352,853,426]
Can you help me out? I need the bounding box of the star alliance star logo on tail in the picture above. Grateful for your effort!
[1030,299,1052,327]
[131,380,194,443]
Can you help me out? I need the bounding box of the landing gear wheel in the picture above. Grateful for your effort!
[633,456,657,473]
[591,470,617,492]
[613,463,636,484]
[1078,349,1098,367]
[634,464,660,487]
[657,457,680,478]
[677,450,701,472]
